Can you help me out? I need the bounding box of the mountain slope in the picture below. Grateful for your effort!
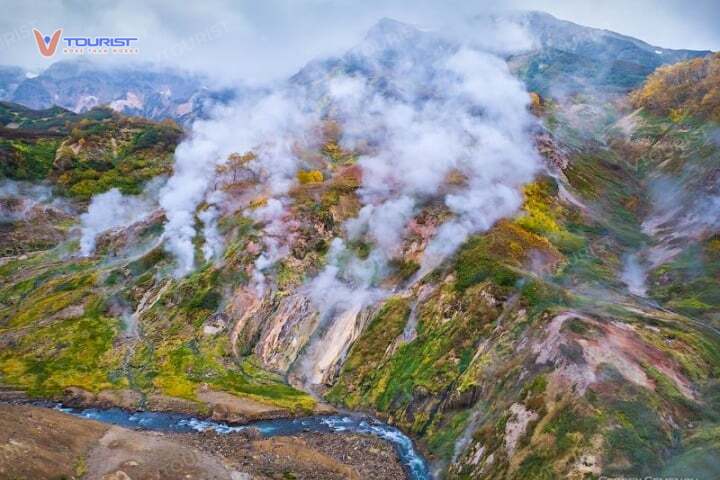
[0,102,321,419]
[0,66,25,99]
[322,85,720,477]
[631,52,720,121]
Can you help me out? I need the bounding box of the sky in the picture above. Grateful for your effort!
[0,0,717,83]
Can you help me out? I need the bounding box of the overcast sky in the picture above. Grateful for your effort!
[0,0,717,83]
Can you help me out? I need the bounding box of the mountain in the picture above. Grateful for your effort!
[291,12,711,99]
[632,52,720,121]
[0,66,25,99]
[515,10,708,63]
[504,10,711,94]
[290,18,455,102]
[0,11,709,118]
[1,12,720,480]
[0,101,181,258]
[0,59,237,124]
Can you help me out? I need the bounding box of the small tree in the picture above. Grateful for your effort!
[217,151,257,187]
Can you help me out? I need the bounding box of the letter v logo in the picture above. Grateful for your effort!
[33,28,62,57]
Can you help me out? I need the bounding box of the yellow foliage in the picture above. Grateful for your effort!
[490,220,559,265]
[297,169,324,184]
[706,237,720,257]
[669,108,688,123]
[529,92,544,116]
[45,370,114,394]
[0,358,26,378]
[153,374,198,400]
[517,182,561,235]
[515,180,584,253]
[631,53,720,121]
[217,151,257,186]
[322,141,344,160]
[445,169,468,186]
[248,196,268,209]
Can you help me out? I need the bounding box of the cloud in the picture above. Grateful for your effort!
[324,45,539,275]
[1,0,716,83]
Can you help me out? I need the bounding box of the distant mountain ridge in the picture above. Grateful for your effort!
[0,65,25,100]
[514,10,709,62]
[291,12,712,99]
[0,11,712,121]
[504,11,711,94]
[0,59,237,124]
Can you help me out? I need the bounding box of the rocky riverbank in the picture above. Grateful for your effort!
[0,384,336,424]
[0,402,407,479]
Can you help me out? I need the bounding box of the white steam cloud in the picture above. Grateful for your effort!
[159,92,320,276]
[310,45,539,301]
[0,180,72,222]
[620,253,648,297]
[154,18,540,383]
[249,197,295,292]
[290,27,540,383]
[79,188,155,256]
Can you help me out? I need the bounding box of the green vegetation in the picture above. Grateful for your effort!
[0,263,123,396]
[649,236,720,322]
[0,102,79,131]
[514,404,598,479]
[661,424,720,478]
[54,117,180,199]
[327,62,720,477]
[328,297,411,407]
[0,104,180,198]
[0,221,314,412]
[3,53,720,480]
[455,219,561,291]
[0,138,60,180]
[604,396,670,475]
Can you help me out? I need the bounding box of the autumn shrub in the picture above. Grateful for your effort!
[631,53,720,122]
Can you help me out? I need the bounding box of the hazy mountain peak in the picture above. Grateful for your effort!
[356,17,445,56]
[366,17,417,36]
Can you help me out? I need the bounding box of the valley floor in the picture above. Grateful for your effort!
[0,402,407,480]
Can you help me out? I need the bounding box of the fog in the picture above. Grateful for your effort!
[0,0,717,84]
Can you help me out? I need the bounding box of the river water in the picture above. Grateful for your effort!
[55,405,430,480]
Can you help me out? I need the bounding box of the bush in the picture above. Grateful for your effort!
[297,169,324,184]
[0,139,59,181]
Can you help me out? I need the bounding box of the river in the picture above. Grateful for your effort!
[54,405,431,480]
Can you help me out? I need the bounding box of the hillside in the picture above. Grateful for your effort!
[0,104,330,424]
[631,52,720,121]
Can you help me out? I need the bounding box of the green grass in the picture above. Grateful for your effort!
[0,295,122,396]
[328,298,411,407]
